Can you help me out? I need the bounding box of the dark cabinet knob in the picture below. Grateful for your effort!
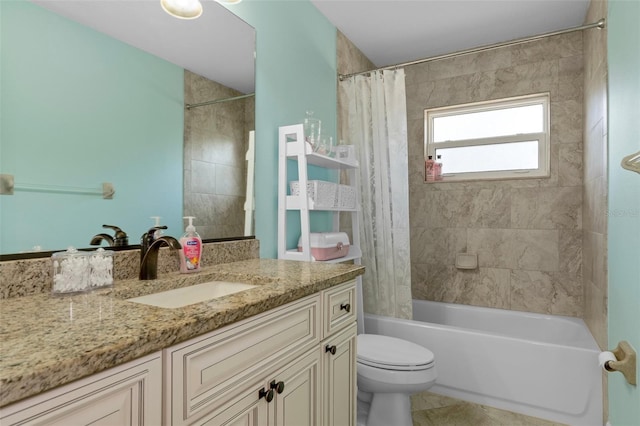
[325,344,337,355]
[259,387,274,402]
[340,303,351,313]
[270,380,285,394]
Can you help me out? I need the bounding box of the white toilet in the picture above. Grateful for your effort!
[356,285,437,426]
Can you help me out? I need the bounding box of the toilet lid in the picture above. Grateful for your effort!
[357,334,435,371]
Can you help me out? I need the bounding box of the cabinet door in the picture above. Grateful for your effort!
[166,295,320,425]
[0,353,162,426]
[270,349,322,426]
[323,323,357,426]
[196,379,268,426]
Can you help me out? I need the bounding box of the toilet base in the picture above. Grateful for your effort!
[358,391,412,426]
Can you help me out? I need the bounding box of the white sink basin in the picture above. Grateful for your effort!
[126,281,258,308]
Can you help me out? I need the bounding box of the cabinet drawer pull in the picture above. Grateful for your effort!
[270,380,285,394]
[340,303,351,313]
[325,345,337,355]
[259,387,274,402]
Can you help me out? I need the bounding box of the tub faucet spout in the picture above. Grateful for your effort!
[139,226,181,280]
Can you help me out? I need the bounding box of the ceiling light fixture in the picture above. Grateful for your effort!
[161,0,203,19]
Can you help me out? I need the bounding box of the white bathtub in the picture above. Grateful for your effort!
[364,300,603,426]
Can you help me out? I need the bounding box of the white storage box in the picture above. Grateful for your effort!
[338,184,357,209]
[298,232,350,261]
[290,180,339,209]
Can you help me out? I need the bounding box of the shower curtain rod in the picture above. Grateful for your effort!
[186,92,255,110]
[339,18,605,81]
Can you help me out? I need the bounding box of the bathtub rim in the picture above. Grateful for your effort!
[369,299,600,351]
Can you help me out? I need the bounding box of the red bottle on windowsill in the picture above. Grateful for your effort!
[425,155,435,181]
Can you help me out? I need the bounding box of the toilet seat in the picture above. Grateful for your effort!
[357,334,434,371]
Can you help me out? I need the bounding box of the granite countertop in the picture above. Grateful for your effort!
[0,259,364,407]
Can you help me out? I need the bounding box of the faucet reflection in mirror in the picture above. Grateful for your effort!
[90,225,129,247]
[139,226,181,280]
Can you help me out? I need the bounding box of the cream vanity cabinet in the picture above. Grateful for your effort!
[0,352,162,425]
[0,281,356,426]
[165,280,357,426]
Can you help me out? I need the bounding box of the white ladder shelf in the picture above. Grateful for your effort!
[277,123,361,263]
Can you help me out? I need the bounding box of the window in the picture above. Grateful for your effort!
[424,93,550,181]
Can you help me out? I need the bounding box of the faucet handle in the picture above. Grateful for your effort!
[142,226,168,246]
[103,224,129,246]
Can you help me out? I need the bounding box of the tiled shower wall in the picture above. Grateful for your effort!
[582,0,608,351]
[183,70,255,239]
[407,33,585,317]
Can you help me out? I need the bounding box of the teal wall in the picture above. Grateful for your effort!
[607,0,640,423]
[0,1,184,253]
[227,0,338,258]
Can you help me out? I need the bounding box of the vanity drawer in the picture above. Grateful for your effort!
[323,280,357,337]
[165,294,320,425]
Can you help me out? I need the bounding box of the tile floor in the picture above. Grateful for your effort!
[411,392,567,426]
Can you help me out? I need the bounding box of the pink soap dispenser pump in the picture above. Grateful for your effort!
[179,216,202,273]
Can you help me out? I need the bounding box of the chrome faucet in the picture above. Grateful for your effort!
[139,226,181,280]
[91,224,129,247]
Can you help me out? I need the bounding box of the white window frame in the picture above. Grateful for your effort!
[424,93,550,182]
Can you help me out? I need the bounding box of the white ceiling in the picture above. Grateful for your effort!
[311,0,591,68]
[31,0,592,92]
[31,0,256,94]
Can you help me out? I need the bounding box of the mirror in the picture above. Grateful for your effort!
[0,0,255,255]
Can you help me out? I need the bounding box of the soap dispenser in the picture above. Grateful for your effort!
[425,155,436,181]
[179,216,202,273]
[435,155,443,181]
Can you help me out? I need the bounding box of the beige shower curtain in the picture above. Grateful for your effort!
[340,69,412,320]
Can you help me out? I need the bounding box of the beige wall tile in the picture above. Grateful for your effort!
[426,49,512,80]
[411,262,429,300]
[424,263,510,309]
[558,142,584,186]
[510,269,584,317]
[423,188,511,229]
[582,0,608,382]
[584,278,608,349]
[490,60,559,100]
[511,187,582,230]
[467,229,559,272]
[559,229,583,274]
[551,100,583,143]
[550,271,584,317]
[410,227,467,264]
[584,119,606,179]
[405,32,585,316]
[510,32,582,65]
[559,55,585,101]
[583,175,607,234]
[510,270,556,314]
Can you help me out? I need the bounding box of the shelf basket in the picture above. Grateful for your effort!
[290,180,339,209]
